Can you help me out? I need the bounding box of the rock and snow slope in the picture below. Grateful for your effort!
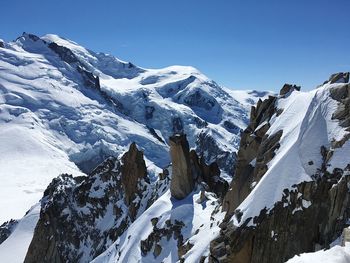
[20,74,350,263]
[211,76,350,263]
[2,32,349,263]
[231,82,349,226]
[0,33,269,223]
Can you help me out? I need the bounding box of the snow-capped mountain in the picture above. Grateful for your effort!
[1,32,349,263]
[0,32,270,224]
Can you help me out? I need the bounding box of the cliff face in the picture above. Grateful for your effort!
[211,159,350,263]
[169,134,195,199]
[24,143,166,263]
[211,75,350,263]
[170,134,229,200]
[223,94,280,216]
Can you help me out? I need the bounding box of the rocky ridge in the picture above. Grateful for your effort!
[24,133,228,262]
[24,143,167,263]
[210,74,350,263]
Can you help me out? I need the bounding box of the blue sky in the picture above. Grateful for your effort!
[2,0,350,91]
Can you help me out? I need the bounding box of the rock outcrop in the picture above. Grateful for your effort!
[0,220,17,244]
[210,161,350,263]
[190,150,229,198]
[279,84,300,96]
[210,81,350,263]
[169,134,229,199]
[223,94,281,216]
[24,143,166,263]
[169,134,195,199]
[121,142,148,220]
[328,72,350,84]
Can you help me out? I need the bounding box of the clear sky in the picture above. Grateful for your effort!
[2,0,350,91]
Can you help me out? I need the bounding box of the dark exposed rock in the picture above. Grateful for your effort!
[223,121,241,134]
[158,167,169,180]
[48,42,78,64]
[48,40,127,116]
[223,95,280,217]
[193,116,208,129]
[169,133,228,199]
[169,134,194,199]
[327,72,350,84]
[196,130,237,176]
[172,117,184,134]
[211,168,350,263]
[0,40,4,48]
[279,84,300,96]
[76,65,100,89]
[145,105,155,119]
[153,244,162,257]
[24,143,166,263]
[0,219,18,244]
[190,150,229,198]
[184,89,217,110]
[140,219,185,258]
[330,84,350,133]
[147,126,165,144]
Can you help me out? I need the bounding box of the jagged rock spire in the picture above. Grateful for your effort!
[169,134,195,199]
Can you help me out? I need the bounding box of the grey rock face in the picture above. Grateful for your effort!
[190,150,229,198]
[169,133,229,200]
[211,167,350,263]
[279,84,301,96]
[328,72,350,84]
[223,95,280,217]
[169,134,195,199]
[48,42,78,64]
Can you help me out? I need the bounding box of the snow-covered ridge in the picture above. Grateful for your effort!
[0,32,269,223]
[232,82,350,226]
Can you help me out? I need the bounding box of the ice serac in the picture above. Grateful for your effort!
[24,143,166,263]
[169,134,195,199]
[210,79,350,263]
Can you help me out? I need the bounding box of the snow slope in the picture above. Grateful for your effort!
[231,82,350,226]
[0,33,267,223]
[286,245,350,263]
[93,189,224,263]
[0,203,40,263]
